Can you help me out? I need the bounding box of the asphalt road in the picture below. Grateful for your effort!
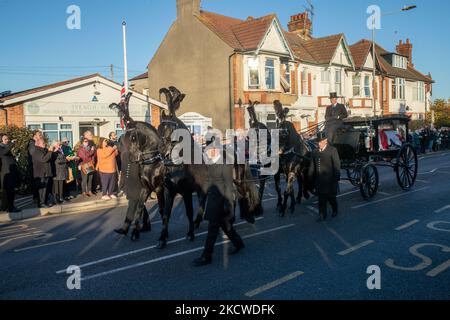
[1,151,450,300]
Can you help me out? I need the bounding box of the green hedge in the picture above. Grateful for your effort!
[0,126,38,195]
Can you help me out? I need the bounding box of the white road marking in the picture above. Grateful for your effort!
[395,220,420,231]
[263,197,278,203]
[416,179,429,184]
[337,240,374,256]
[55,217,264,274]
[323,224,352,249]
[351,187,430,209]
[434,205,450,214]
[418,168,437,175]
[378,191,390,196]
[0,232,48,248]
[244,271,304,298]
[427,221,450,233]
[0,231,43,240]
[427,260,450,277]
[0,227,38,236]
[0,224,29,231]
[81,224,295,281]
[14,238,77,252]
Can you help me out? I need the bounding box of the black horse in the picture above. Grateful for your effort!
[157,87,262,249]
[273,100,311,216]
[109,94,166,240]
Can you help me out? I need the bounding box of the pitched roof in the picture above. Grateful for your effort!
[130,72,148,81]
[197,11,277,51]
[349,40,432,83]
[285,33,344,65]
[349,39,372,69]
[0,73,102,104]
[0,73,167,108]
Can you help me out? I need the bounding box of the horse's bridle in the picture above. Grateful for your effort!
[126,127,164,166]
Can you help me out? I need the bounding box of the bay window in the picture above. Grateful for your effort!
[335,70,342,96]
[248,57,260,90]
[392,78,406,100]
[364,75,371,97]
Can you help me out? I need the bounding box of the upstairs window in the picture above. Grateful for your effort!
[414,81,425,102]
[265,59,275,90]
[335,70,342,96]
[393,55,407,69]
[284,63,291,86]
[248,57,260,90]
[364,75,371,97]
[392,78,406,100]
[301,69,308,95]
[321,70,330,83]
[352,74,361,97]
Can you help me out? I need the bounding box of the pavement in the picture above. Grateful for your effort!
[0,150,449,300]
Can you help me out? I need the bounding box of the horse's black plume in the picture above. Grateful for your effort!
[247,105,258,126]
[168,86,185,115]
[109,92,134,126]
[159,87,176,116]
[273,100,284,120]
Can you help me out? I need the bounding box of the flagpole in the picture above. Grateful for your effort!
[122,21,129,93]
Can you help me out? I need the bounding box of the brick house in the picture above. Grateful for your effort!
[145,0,433,132]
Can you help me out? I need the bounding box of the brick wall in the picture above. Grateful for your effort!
[0,104,25,127]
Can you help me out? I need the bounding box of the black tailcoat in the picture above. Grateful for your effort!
[308,145,341,195]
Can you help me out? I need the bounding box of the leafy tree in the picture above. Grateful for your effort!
[431,99,450,128]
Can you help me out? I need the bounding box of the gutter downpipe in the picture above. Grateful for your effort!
[229,50,240,130]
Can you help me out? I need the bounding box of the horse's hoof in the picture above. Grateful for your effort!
[296,197,302,204]
[290,207,296,214]
[187,234,195,242]
[157,240,167,249]
[141,223,151,233]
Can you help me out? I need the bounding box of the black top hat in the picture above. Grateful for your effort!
[329,92,338,99]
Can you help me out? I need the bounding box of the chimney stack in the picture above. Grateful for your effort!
[288,12,312,40]
[177,0,200,19]
[396,38,413,67]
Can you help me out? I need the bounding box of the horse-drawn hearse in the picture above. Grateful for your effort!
[322,114,418,200]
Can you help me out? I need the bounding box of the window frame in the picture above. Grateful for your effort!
[265,58,276,90]
[335,70,342,96]
[352,74,361,97]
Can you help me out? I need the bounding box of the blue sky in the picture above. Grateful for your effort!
[0,0,448,99]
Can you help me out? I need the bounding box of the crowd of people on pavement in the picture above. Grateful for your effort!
[411,126,450,154]
[0,129,124,213]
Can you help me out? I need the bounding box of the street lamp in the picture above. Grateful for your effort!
[371,5,417,117]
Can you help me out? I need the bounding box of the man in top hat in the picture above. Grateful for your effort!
[325,92,348,143]
[308,131,341,222]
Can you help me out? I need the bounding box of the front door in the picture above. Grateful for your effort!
[79,124,95,141]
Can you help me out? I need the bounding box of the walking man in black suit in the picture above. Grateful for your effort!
[193,143,245,266]
[325,92,348,143]
[308,132,341,222]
